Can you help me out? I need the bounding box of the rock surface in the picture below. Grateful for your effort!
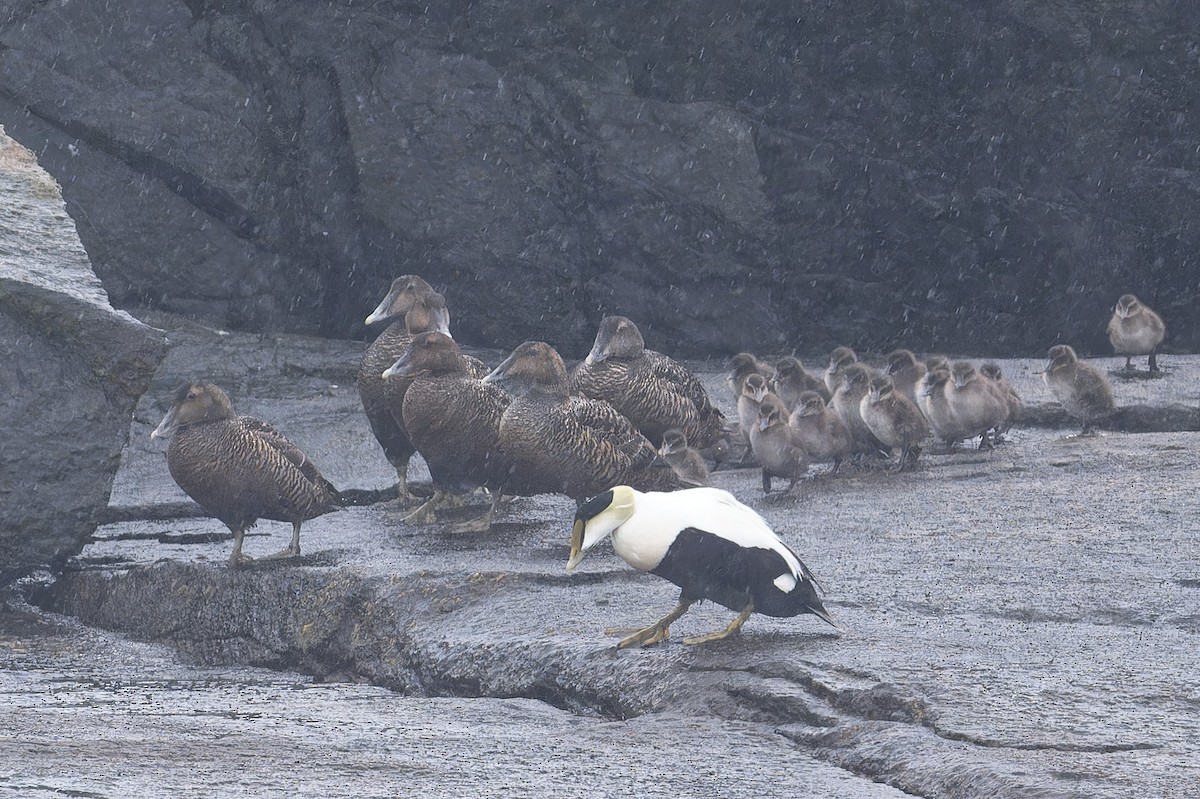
[26,323,1200,797]
[0,129,166,586]
[1,2,1197,356]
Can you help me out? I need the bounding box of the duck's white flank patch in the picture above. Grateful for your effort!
[611,487,810,590]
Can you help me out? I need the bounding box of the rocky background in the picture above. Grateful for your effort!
[0,130,165,585]
[1,0,1197,358]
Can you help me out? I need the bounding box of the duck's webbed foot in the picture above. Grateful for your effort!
[403,490,445,525]
[611,600,694,650]
[683,602,754,645]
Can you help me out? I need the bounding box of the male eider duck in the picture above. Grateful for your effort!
[1043,345,1115,435]
[484,341,683,500]
[357,275,441,503]
[1107,293,1166,373]
[382,331,511,530]
[570,315,726,450]
[568,486,837,648]
[151,382,340,565]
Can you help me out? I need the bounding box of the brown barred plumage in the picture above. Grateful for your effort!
[151,382,339,564]
[485,341,684,500]
[569,315,725,450]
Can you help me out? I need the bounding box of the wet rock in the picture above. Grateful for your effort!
[29,329,1200,797]
[1,3,1198,356]
[0,129,166,586]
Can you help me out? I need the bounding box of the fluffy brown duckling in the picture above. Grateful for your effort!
[725,352,775,403]
[570,315,725,450]
[979,362,1023,439]
[884,349,927,407]
[947,362,1008,449]
[1043,345,1115,435]
[750,394,809,494]
[485,341,683,500]
[918,361,959,446]
[151,382,340,565]
[860,374,929,469]
[830,362,884,456]
[771,356,830,408]
[658,428,711,487]
[382,332,511,531]
[823,346,859,396]
[788,391,853,474]
[1107,294,1166,373]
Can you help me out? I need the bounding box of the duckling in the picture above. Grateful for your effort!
[823,346,859,395]
[381,332,511,531]
[979,362,1023,439]
[484,341,683,500]
[750,394,809,494]
[1043,345,1115,435]
[884,349,927,407]
[946,362,1009,449]
[357,276,441,503]
[570,315,726,450]
[658,428,711,487]
[771,356,830,408]
[1107,294,1166,373]
[725,352,775,403]
[830,362,884,456]
[737,373,770,437]
[860,375,929,469]
[568,486,836,648]
[151,382,339,565]
[918,362,960,446]
[788,391,853,474]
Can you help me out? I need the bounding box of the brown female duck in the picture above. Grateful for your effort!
[382,332,511,531]
[151,382,339,565]
[486,341,683,500]
[569,315,725,450]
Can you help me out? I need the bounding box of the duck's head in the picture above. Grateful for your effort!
[757,394,788,431]
[726,352,762,383]
[151,382,235,439]
[1115,294,1141,319]
[483,341,568,393]
[382,331,462,380]
[885,349,917,375]
[743,373,769,402]
[568,486,637,571]
[867,374,895,404]
[794,391,826,418]
[659,428,688,456]
[979,362,1003,381]
[364,275,436,325]
[828,346,858,370]
[404,291,452,336]
[1046,344,1078,373]
[773,356,803,378]
[922,364,953,395]
[951,361,978,389]
[585,315,645,365]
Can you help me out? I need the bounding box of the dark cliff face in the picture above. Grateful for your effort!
[0,1,1196,358]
